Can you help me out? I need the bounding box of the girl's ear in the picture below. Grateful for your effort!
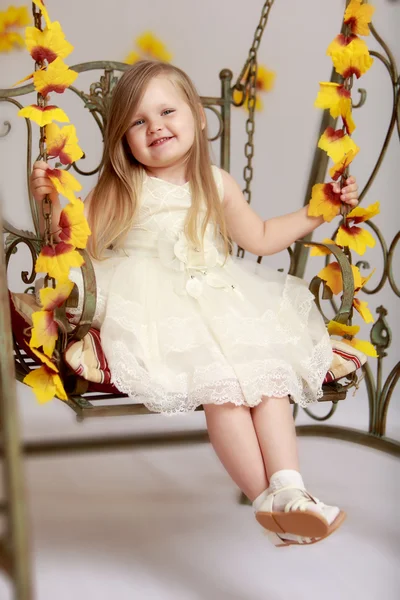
[199,104,206,130]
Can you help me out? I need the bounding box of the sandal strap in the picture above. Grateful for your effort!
[263,485,323,514]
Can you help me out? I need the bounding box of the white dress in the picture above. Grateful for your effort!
[90,167,333,414]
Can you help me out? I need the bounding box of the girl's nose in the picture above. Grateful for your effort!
[148,120,162,134]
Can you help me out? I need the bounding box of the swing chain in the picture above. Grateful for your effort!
[234,1,275,257]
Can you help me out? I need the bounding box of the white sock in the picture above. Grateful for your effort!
[269,470,305,493]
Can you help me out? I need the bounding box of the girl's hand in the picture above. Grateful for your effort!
[30,160,59,204]
[332,176,359,209]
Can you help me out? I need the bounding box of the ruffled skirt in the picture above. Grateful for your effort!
[89,255,333,415]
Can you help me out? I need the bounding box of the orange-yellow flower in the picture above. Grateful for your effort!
[46,167,82,202]
[18,104,70,126]
[30,310,58,357]
[23,347,67,403]
[59,199,91,249]
[39,280,74,311]
[318,127,360,163]
[329,148,359,181]
[353,297,374,323]
[327,34,373,79]
[125,50,140,65]
[314,82,355,134]
[46,123,83,165]
[25,20,74,63]
[136,31,172,62]
[233,64,275,112]
[335,201,380,255]
[344,201,381,224]
[327,320,377,357]
[35,242,84,282]
[308,183,342,222]
[344,0,375,36]
[33,57,78,97]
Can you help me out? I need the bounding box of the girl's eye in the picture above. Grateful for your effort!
[132,119,144,127]
[162,109,175,116]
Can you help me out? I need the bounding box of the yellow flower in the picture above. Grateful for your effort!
[39,280,74,311]
[0,5,30,29]
[35,242,84,282]
[308,183,342,222]
[18,104,70,126]
[136,31,172,62]
[59,199,91,248]
[356,268,375,292]
[335,202,380,255]
[256,65,276,93]
[23,347,67,403]
[308,238,337,257]
[327,34,373,79]
[335,224,375,255]
[327,320,377,358]
[0,30,24,52]
[344,0,375,36]
[25,21,74,63]
[329,148,359,181]
[314,82,355,134]
[318,262,363,295]
[33,57,78,97]
[125,50,140,65]
[346,201,380,223]
[233,88,264,111]
[46,123,83,165]
[47,167,82,202]
[32,0,51,28]
[30,310,58,357]
[318,126,359,164]
[0,5,30,52]
[353,297,374,324]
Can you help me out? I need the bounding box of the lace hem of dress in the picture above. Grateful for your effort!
[108,336,332,415]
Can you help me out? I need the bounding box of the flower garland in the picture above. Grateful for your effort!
[308,0,377,358]
[17,1,90,402]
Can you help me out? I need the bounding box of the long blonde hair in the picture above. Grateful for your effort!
[87,60,230,259]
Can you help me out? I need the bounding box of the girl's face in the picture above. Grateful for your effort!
[125,75,196,172]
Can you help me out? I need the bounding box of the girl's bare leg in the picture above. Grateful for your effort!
[251,395,299,478]
[203,403,268,501]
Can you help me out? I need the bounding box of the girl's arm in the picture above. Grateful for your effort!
[220,169,358,256]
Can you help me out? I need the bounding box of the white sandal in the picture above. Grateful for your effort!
[256,485,346,539]
[264,530,320,547]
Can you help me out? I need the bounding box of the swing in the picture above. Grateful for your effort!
[1,0,362,423]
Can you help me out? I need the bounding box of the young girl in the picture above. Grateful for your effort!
[31,59,359,547]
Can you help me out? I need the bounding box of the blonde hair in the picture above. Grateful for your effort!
[87,59,230,260]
